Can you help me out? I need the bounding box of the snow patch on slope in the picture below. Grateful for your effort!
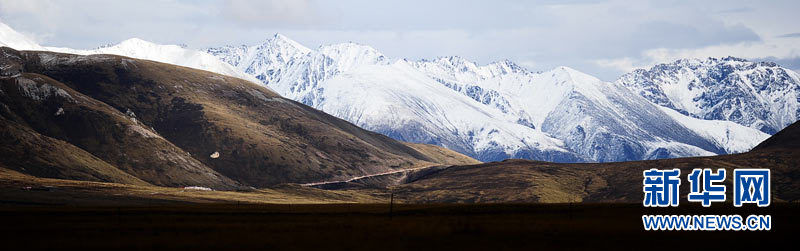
[617,57,800,134]
[0,21,261,86]
[46,38,262,85]
[0,22,45,51]
[207,34,311,86]
[306,59,580,161]
[658,105,770,153]
[209,33,785,162]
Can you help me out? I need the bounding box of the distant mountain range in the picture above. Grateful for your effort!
[390,120,800,203]
[617,57,800,134]
[4,21,796,163]
[1,22,800,205]
[207,34,787,162]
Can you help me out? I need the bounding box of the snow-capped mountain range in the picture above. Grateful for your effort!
[0,21,787,163]
[206,34,311,86]
[617,57,800,134]
[207,34,778,162]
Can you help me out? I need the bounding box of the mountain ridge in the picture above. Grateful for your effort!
[0,47,478,188]
[208,34,773,162]
[0,22,787,163]
[617,56,800,134]
[0,21,261,88]
[390,120,800,203]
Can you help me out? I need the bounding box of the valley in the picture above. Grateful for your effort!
[1,2,799,250]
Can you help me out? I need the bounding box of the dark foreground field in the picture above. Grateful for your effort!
[1,203,796,250]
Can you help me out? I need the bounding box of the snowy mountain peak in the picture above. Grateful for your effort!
[265,33,311,54]
[271,33,290,41]
[38,36,263,85]
[617,56,800,134]
[209,33,774,163]
[430,56,480,71]
[0,22,263,93]
[110,38,186,53]
[435,55,472,65]
[318,42,387,65]
[485,59,526,73]
[665,57,773,71]
[412,56,533,83]
[476,60,528,78]
[720,56,749,63]
[205,33,314,85]
[118,37,152,45]
[549,66,602,85]
[0,21,45,51]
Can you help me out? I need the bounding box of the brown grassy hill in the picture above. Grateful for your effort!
[752,120,800,150]
[0,119,149,186]
[402,142,481,166]
[0,71,239,189]
[0,167,381,206]
[8,44,794,205]
[391,121,800,203]
[0,47,478,189]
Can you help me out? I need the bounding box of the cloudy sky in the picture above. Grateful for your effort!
[1,0,798,80]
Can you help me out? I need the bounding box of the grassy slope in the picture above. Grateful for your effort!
[0,119,149,186]
[19,49,465,186]
[392,142,800,203]
[2,46,797,205]
[0,47,478,189]
[402,142,481,166]
[0,70,240,189]
[0,167,382,206]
